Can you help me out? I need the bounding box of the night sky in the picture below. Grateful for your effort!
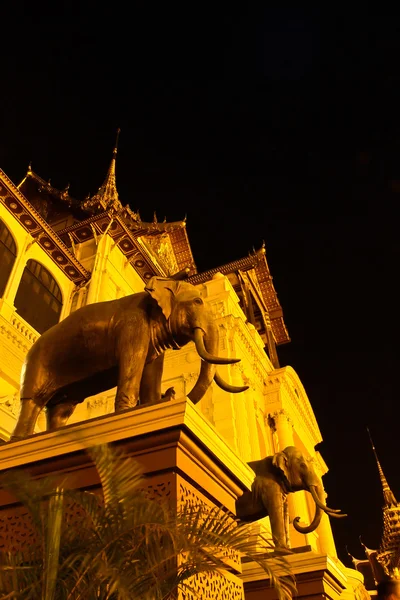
[2,6,400,566]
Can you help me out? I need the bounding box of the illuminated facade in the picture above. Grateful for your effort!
[0,138,367,599]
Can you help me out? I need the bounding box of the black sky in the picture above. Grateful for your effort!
[2,5,400,565]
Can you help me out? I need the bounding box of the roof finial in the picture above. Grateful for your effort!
[113,127,121,157]
[81,129,122,213]
[367,427,398,507]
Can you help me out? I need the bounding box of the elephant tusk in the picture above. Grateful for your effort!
[214,371,249,394]
[309,485,347,517]
[193,328,240,365]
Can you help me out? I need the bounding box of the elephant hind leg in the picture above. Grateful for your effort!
[46,402,77,431]
[10,398,43,441]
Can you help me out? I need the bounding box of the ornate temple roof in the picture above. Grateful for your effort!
[14,132,197,278]
[188,245,290,345]
[10,134,291,336]
[369,431,400,579]
[351,433,400,584]
[17,164,87,222]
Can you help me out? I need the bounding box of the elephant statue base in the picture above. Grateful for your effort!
[236,446,346,550]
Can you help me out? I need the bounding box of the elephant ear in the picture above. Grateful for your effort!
[145,277,184,320]
[272,451,290,486]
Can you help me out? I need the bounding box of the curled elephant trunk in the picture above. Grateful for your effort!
[188,327,248,404]
[293,484,347,534]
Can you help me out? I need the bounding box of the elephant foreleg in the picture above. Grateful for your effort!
[260,486,289,550]
[139,354,165,405]
[268,489,289,548]
[115,327,149,411]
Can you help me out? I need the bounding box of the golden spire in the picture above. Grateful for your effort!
[367,428,397,507]
[82,129,122,213]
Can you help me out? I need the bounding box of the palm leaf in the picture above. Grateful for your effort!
[42,487,64,600]
[86,443,143,508]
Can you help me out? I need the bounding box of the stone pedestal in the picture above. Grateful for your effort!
[242,549,350,600]
[0,397,255,599]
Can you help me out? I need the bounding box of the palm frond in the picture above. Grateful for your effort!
[43,487,64,600]
[86,443,143,508]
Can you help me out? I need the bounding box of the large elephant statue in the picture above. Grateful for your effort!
[236,446,346,550]
[10,275,248,441]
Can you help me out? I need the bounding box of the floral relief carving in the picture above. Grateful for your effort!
[0,392,19,416]
[180,571,244,600]
[143,233,178,275]
[178,481,241,571]
[0,507,37,552]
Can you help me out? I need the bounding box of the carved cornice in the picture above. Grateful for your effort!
[0,169,90,284]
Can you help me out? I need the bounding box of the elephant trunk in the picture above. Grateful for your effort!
[188,327,249,404]
[293,484,325,534]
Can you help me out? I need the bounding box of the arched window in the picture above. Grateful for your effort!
[0,220,17,298]
[14,260,62,333]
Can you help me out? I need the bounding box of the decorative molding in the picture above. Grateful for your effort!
[0,392,19,416]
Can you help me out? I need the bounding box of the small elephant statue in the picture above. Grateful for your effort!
[10,275,248,441]
[236,446,346,550]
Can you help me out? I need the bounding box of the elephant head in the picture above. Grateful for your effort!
[272,446,346,533]
[144,277,248,404]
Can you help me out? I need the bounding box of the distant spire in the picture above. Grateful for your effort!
[367,428,398,507]
[82,129,122,213]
